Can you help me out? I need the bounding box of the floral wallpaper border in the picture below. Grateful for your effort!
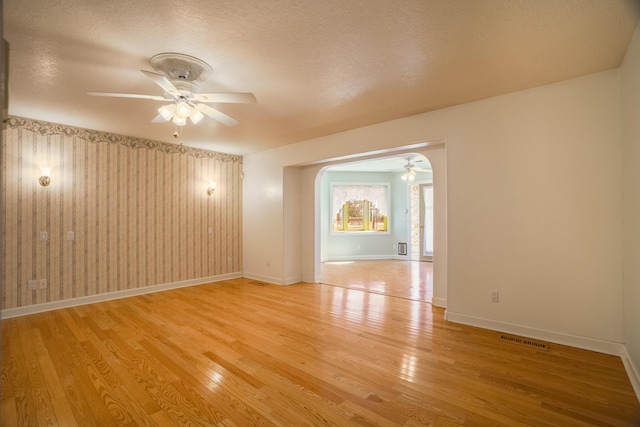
[6,116,242,163]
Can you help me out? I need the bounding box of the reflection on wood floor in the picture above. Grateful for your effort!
[2,276,639,426]
[321,259,433,302]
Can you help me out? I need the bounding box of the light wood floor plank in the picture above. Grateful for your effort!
[2,262,639,426]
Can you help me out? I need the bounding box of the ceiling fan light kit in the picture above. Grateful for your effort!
[175,101,191,118]
[400,157,430,181]
[158,103,175,120]
[401,170,416,181]
[88,53,256,132]
[190,109,204,124]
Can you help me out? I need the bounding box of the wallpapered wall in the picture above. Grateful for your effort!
[1,117,243,310]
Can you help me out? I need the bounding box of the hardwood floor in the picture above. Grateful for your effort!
[320,260,433,302]
[2,275,639,426]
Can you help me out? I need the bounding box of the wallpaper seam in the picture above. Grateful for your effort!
[31,131,36,305]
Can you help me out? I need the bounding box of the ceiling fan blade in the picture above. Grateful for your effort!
[151,114,168,123]
[195,103,239,127]
[192,92,256,104]
[140,70,180,98]
[414,167,432,172]
[87,91,167,101]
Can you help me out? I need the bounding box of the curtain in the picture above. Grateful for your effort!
[331,184,388,216]
[422,185,434,257]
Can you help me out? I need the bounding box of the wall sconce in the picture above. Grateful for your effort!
[207,181,216,196]
[39,166,51,187]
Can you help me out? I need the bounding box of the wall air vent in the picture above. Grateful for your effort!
[398,242,407,256]
[500,334,549,351]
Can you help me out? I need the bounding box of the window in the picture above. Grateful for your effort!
[331,183,390,233]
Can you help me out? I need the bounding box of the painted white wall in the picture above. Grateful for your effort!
[445,70,623,347]
[388,172,411,258]
[242,159,284,284]
[421,146,447,307]
[621,22,640,388]
[243,68,623,347]
[283,167,302,284]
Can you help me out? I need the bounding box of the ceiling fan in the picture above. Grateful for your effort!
[400,157,430,181]
[87,53,256,127]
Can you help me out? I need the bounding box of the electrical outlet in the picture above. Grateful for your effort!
[39,279,47,289]
[28,280,37,290]
[266,260,271,267]
[208,227,213,234]
[40,231,48,241]
[228,257,233,264]
[67,231,75,241]
[490,290,499,303]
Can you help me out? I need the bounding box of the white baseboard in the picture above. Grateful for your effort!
[621,347,640,402]
[431,297,447,308]
[324,255,408,262]
[1,273,242,319]
[444,310,626,356]
[242,272,287,286]
[302,274,320,283]
[284,275,303,285]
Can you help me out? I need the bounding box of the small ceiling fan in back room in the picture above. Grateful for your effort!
[87,53,256,137]
[399,157,431,181]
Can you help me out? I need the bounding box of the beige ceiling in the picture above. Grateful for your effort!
[5,0,640,156]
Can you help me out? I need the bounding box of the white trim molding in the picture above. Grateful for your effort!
[431,297,447,308]
[323,255,409,262]
[241,272,287,286]
[284,275,303,285]
[444,310,626,356]
[302,274,321,283]
[1,273,242,319]
[621,347,640,402]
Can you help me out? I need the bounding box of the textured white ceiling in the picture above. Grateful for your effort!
[4,0,640,155]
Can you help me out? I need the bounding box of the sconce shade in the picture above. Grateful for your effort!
[207,181,216,196]
[39,166,52,187]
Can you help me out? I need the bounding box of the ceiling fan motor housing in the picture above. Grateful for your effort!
[173,81,201,95]
[149,53,213,83]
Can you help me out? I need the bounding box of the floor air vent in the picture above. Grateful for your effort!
[500,334,549,351]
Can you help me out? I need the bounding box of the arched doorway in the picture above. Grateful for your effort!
[315,153,446,305]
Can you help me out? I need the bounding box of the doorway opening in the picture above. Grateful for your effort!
[409,183,434,262]
[316,153,434,302]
